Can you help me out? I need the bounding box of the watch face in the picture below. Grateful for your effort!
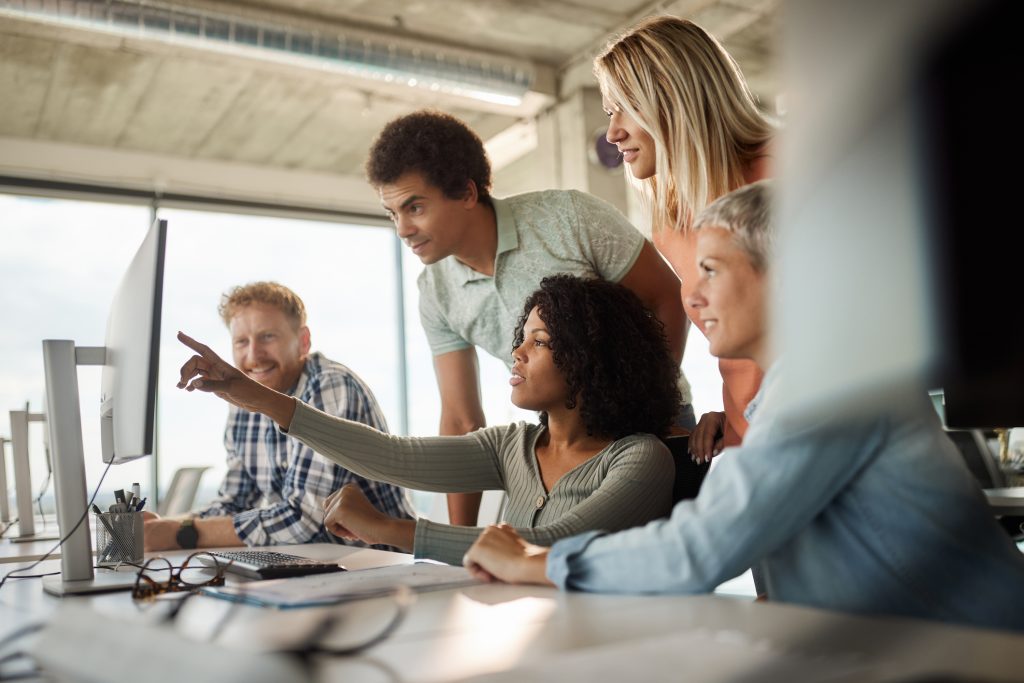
[176,523,199,550]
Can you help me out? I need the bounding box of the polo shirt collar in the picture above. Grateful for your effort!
[457,197,519,284]
[493,197,519,256]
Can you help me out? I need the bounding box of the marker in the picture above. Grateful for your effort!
[131,483,141,500]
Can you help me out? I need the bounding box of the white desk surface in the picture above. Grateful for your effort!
[1,544,1020,683]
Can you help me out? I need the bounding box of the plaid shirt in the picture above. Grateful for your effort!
[196,352,414,547]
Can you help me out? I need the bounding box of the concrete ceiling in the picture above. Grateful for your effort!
[0,0,780,214]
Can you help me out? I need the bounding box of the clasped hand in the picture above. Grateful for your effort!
[323,483,393,547]
[462,524,552,586]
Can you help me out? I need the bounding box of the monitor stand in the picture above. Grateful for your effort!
[42,568,137,596]
[40,340,136,596]
[0,436,10,523]
[8,409,59,542]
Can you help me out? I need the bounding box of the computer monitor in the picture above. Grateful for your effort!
[775,0,1022,427]
[100,220,165,463]
[41,218,166,596]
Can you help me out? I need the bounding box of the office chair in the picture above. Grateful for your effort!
[157,466,210,516]
[663,435,710,504]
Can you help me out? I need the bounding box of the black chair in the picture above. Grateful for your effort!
[663,435,710,504]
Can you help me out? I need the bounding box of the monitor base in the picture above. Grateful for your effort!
[42,569,137,596]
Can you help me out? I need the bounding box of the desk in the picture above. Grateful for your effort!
[1,545,1021,682]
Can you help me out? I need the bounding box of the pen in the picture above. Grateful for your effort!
[135,497,147,512]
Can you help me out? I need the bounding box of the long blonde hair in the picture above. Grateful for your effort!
[595,16,774,232]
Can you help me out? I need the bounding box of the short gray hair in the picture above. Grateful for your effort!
[693,179,774,271]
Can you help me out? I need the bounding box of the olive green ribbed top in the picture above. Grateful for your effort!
[287,400,674,565]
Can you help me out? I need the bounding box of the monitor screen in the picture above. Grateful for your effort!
[99,218,166,464]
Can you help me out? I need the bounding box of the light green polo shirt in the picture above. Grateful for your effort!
[417,189,646,368]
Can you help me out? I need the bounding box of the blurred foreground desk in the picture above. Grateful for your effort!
[1,544,1020,683]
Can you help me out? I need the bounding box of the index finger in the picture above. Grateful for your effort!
[177,331,219,360]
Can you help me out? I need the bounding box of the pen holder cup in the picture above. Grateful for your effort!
[94,511,144,566]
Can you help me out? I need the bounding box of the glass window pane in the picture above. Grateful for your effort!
[0,194,152,515]
[157,208,401,505]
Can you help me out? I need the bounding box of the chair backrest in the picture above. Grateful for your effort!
[663,435,710,504]
[157,466,210,516]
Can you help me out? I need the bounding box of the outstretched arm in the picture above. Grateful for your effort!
[178,331,505,493]
[177,331,297,427]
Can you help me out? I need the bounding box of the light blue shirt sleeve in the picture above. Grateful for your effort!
[417,270,472,357]
[547,414,885,593]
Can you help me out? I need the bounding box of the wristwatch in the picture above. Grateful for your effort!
[175,518,199,550]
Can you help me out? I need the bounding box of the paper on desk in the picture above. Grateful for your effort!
[202,562,479,609]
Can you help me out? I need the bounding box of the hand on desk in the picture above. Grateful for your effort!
[463,524,553,586]
[176,331,297,429]
[323,483,415,552]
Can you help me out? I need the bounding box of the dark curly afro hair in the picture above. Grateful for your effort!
[366,110,492,205]
[513,274,681,439]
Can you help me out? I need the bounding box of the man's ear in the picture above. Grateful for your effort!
[298,326,312,356]
[462,179,479,208]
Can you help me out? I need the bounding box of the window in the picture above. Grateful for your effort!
[0,194,152,506]
[155,208,403,503]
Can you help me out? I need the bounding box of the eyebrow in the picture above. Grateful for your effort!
[380,194,425,212]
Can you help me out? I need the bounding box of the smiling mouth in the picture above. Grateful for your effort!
[408,240,429,253]
[246,365,275,377]
[620,148,639,162]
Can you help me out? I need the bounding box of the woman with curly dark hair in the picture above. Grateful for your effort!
[516,275,681,440]
[175,275,680,565]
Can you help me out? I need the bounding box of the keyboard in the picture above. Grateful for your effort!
[198,550,347,580]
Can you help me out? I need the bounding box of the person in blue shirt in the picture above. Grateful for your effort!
[463,180,1024,633]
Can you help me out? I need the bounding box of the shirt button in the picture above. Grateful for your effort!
[535,495,545,509]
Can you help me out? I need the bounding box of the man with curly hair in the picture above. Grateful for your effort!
[144,281,413,551]
[367,110,691,526]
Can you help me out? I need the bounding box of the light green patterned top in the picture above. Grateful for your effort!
[286,400,674,565]
[417,190,646,367]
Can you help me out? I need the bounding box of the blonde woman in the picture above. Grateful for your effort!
[597,16,774,461]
